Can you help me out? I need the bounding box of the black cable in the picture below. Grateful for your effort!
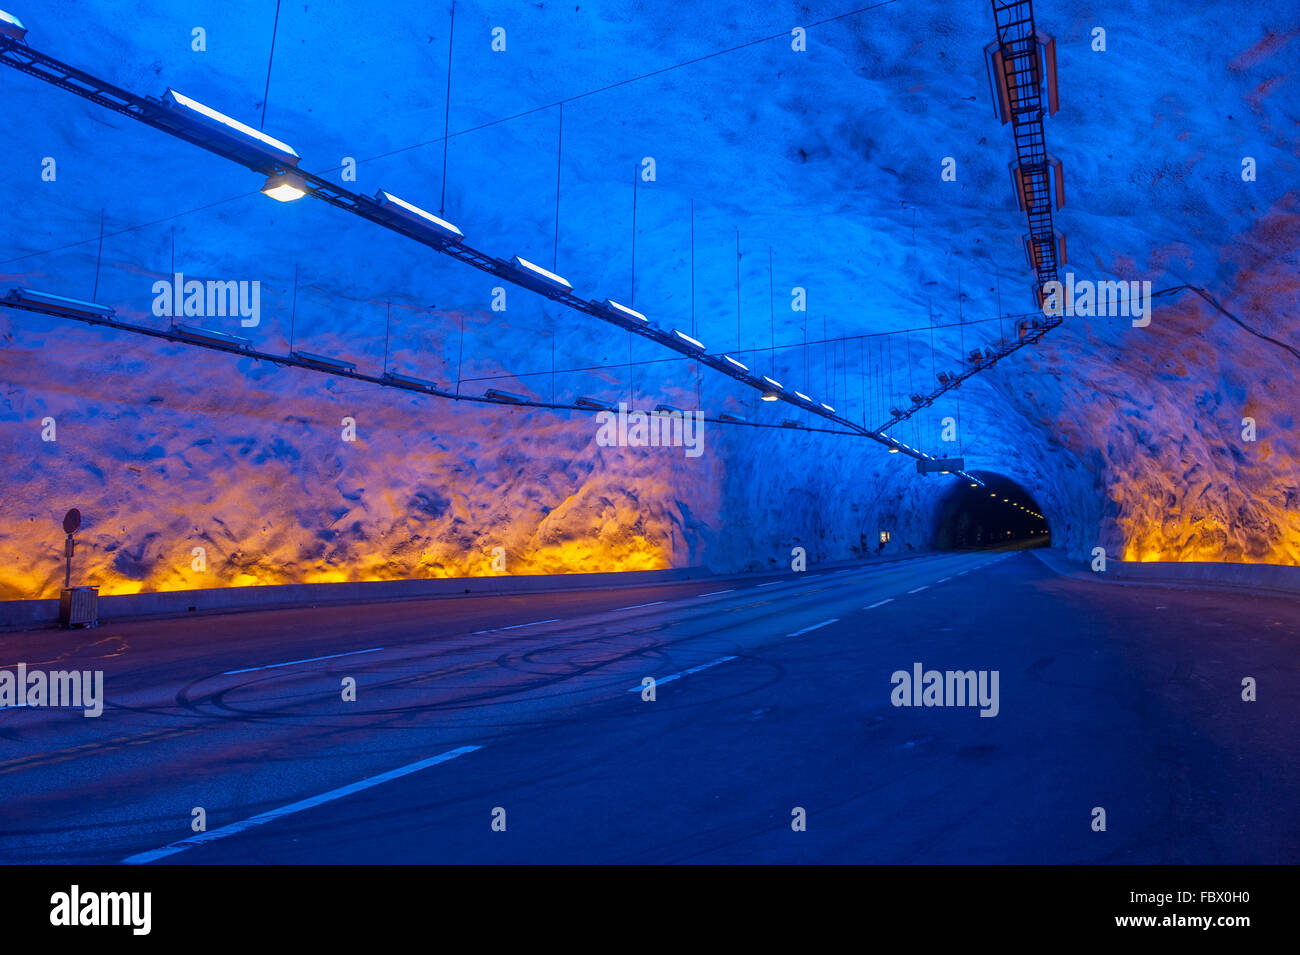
[260,0,283,130]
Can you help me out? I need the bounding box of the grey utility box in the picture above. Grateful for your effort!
[59,586,99,628]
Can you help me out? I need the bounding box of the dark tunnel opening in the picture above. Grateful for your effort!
[932,471,1051,551]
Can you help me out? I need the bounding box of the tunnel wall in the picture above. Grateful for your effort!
[1,1,1296,598]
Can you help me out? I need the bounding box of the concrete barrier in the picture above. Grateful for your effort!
[1034,548,1300,597]
[0,566,715,631]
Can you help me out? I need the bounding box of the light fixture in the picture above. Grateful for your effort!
[781,419,801,428]
[485,388,528,403]
[172,324,252,349]
[794,391,812,402]
[509,256,572,292]
[0,9,27,40]
[761,375,783,390]
[604,299,648,323]
[760,391,779,402]
[375,190,464,243]
[383,371,437,391]
[719,412,746,423]
[653,403,683,414]
[3,287,114,320]
[161,89,300,166]
[292,350,357,373]
[262,171,310,202]
[673,329,705,350]
[575,396,611,411]
[888,445,901,454]
[820,402,836,413]
[723,355,748,372]
[970,483,978,488]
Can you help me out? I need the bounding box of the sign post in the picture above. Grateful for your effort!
[58,508,98,629]
[63,507,80,589]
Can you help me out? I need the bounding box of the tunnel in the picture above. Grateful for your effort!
[0,0,1295,883]
[932,472,1050,550]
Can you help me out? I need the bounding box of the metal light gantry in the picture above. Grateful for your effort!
[874,0,1065,436]
[0,19,990,482]
[0,290,875,437]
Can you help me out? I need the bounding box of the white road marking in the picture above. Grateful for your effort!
[483,621,559,634]
[613,601,665,611]
[907,586,928,594]
[787,618,839,637]
[936,577,952,583]
[697,589,735,597]
[473,618,562,634]
[222,647,384,676]
[864,598,894,610]
[627,655,739,692]
[123,745,483,864]
[756,581,785,588]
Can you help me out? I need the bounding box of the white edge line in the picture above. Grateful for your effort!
[697,589,734,597]
[222,646,384,676]
[473,618,562,634]
[756,581,785,588]
[626,655,738,692]
[123,744,483,864]
[786,618,839,637]
[500,618,561,631]
[613,601,665,612]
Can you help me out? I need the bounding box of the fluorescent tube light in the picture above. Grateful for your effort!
[172,324,251,349]
[292,350,356,373]
[510,256,571,292]
[375,190,464,243]
[604,299,648,323]
[0,9,27,40]
[4,287,114,320]
[383,371,437,391]
[161,89,300,166]
[672,329,705,350]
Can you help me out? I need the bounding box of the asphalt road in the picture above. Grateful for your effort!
[1,548,1296,864]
